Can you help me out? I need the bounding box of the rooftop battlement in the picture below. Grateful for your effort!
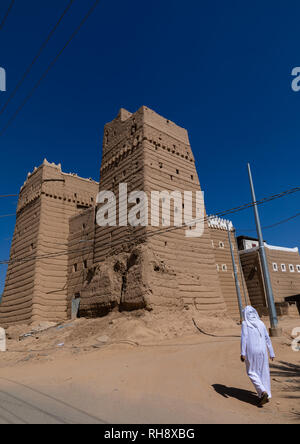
[20,159,98,191]
[208,216,234,232]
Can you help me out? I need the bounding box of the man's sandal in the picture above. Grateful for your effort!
[258,392,269,407]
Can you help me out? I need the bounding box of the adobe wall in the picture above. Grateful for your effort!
[0,161,98,326]
[142,107,226,312]
[75,108,149,316]
[208,221,249,318]
[239,250,266,313]
[1,107,250,324]
[0,167,44,325]
[94,108,146,263]
[239,246,300,314]
[265,247,300,302]
[79,107,227,316]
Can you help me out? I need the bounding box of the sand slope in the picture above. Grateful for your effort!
[0,309,299,424]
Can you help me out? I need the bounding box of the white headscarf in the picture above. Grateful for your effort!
[243,306,264,337]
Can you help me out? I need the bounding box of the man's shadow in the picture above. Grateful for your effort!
[212,384,258,407]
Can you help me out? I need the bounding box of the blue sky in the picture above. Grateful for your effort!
[0,0,299,291]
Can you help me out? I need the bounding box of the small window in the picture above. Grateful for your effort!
[176,169,180,175]
[191,175,194,180]
[281,264,287,272]
[272,263,278,272]
[219,242,225,249]
[83,260,88,269]
[289,264,295,273]
[73,264,78,273]
[222,264,228,272]
[296,265,300,273]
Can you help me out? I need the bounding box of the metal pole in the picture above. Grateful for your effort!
[247,163,279,334]
[237,247,249,307]
[233,229,249,306]
[227,222,244,322]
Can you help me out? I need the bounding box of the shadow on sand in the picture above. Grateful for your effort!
[270,361,300,398]
[212,384,259,407]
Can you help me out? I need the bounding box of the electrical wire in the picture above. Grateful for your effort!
[0,0,76,116]
[0,214,15,219]
[0,246,93,265]
[239,212,300,232]
[0,185,299,266]
[142,186,300,241]
[0,194,18,198]
[0,0,101,137]
[0,0,15,32]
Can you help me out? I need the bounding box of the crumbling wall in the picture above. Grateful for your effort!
[87,107,227,314]
[79,247,149,317]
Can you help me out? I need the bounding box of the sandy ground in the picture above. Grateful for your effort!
[0,308,299,424]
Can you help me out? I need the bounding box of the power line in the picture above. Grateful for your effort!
[144,186,300,241]
[0,0,76,116]
[239,211,300,232]
[0,194,18,198]
[0,0,15,32]
[0,185,299,266]
[0,246,93,265]
[0,214,15,219]
[0,0,101,137]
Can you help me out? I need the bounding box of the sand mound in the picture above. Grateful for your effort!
[2,307,240,358]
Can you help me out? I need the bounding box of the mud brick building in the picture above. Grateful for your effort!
[1,107,251,325]
[0,161,98,324]
[238,236,300,316]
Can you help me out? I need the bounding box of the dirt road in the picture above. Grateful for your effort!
[0,334,299,423]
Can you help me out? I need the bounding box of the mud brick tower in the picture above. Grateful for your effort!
[76,107,227,316]
[0,160,98,325]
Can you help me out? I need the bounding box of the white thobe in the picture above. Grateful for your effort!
[241,321,275,398]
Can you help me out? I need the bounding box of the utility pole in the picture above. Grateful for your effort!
[247,163,281,337]
[236,241,249,307]
[227,222,244,322]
